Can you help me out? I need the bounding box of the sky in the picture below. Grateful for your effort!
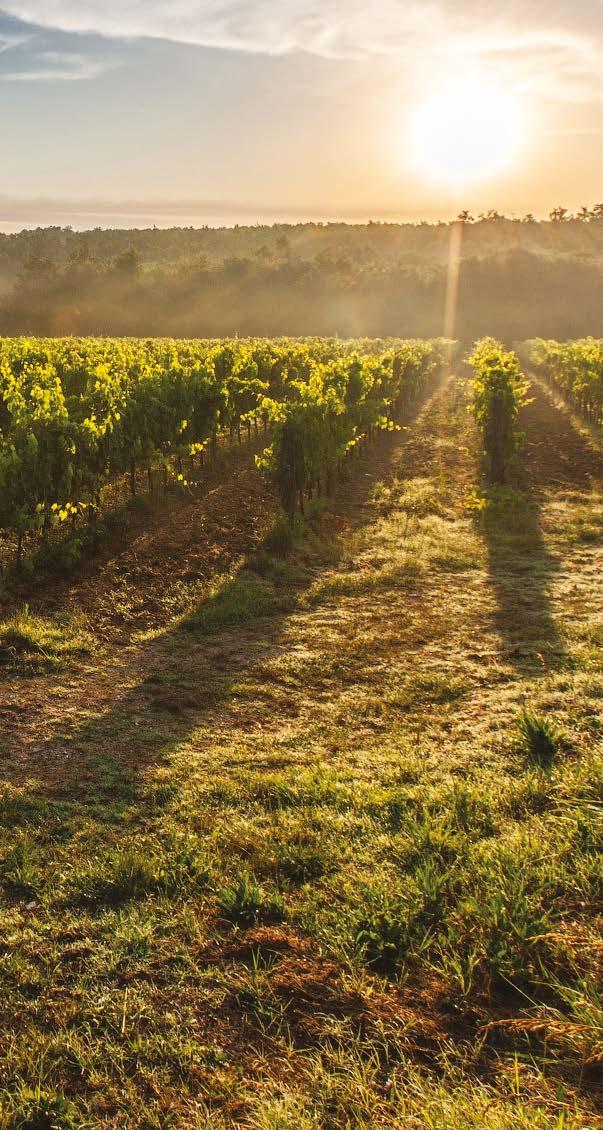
[0,1,601,230]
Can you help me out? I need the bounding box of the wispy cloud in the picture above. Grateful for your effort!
[0,27,31,51]
[0,1,599,56]
[0,1,601,97]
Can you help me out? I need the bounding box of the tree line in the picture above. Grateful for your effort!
[0,213,601,341]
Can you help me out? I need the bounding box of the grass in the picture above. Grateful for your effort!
[70,837,211,906]
[0,606,92,674]
[0,379,601,1126]
[185,569,292,634]
[0,834,41,897]
[4,1088,80,1130]
[217,873,285,926]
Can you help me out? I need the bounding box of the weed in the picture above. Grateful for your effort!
[71,838,210,906]
[262,516,296,556]
[144,780,178,809]
[92,849,158,904]
[245,768,353,811]
[159,834,211,894]
[271,834,332,883]
[516,707,561,767]
[218,873,284,926]
[354,901,416,973]
[185,571,291,634]
[35,535,84,576]
[354,862,449,974]
[0,788,49,829]
[0,607,91,674]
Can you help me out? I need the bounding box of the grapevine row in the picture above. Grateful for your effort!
[469,339,529,484]
[0,337,450,566]
[259,341,448,516]
[523,338,603,425]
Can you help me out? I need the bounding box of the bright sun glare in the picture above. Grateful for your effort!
[409,77,524,188]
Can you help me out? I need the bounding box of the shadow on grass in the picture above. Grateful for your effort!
[479,381,603,673]
[480,492,564,671]
[1,429,271,618]
[30,540,329,813]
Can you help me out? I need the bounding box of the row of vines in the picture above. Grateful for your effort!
[259,339,447,516]
[469,336,603,484]
[469,339,529,484]
[523,338,603,426]
[0,336,450,565]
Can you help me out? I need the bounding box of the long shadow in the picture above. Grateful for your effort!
[480,380,603,673]
[3,379,450,810]
[481,492,563,670]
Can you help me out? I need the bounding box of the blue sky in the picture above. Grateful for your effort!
[0,1,601,229]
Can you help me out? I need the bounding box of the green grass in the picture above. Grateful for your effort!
[0,380,601,1127]
[184,569,293,634]
[0,606,92,674]
[217,873,284,926]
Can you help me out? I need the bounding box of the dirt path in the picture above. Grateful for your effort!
[519,376,603,491]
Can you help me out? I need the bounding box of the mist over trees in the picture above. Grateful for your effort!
[0,211,601,340]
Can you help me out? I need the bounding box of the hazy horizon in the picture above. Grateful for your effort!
[0,198,601,236]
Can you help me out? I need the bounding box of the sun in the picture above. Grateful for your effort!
[409,76,524,188]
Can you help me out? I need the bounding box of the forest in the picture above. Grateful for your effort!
[0,212,601,340]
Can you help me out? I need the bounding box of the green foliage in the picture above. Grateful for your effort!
[469,339,529,483]
[0,336,451,564]
[526,337,603,425]
[257,340,451,516]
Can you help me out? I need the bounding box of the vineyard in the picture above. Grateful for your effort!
[0,335,601,1129]
[0,336,447,567]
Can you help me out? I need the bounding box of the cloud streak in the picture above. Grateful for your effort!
[0,1,599,57]
[0,3,437,57]
[0,1,600,98]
